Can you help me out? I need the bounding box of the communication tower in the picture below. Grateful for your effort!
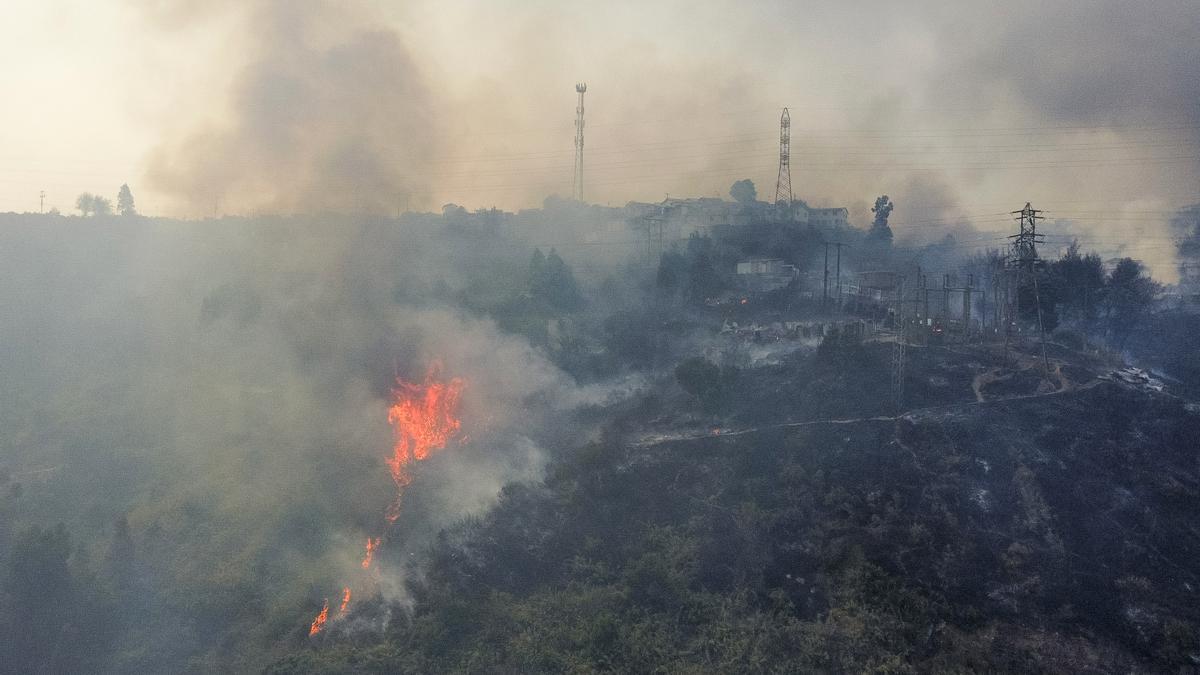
[573,83,587,201]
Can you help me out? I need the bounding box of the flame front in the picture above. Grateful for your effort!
[309,599,329,636]
[337,587,351,616]
[361,537,380,570]
[305,363,465,636]
[384,366,465,522]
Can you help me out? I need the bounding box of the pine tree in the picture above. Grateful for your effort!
[117,184,136,216]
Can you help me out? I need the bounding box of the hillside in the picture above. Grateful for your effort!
[270,341,1200,673]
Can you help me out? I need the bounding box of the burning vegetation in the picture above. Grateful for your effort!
[384,365,466,523]
[307,365,465,636]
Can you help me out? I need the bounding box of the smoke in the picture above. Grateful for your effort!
[1171,204,1200,291]
[126,0,1200,280]
[0,210,642,667]
[934,0,1200,133]
[920,0,1200,278]
[143,0,439,215]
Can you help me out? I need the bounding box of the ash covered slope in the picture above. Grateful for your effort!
[273,345,1200,673]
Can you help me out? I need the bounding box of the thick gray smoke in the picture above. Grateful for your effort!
[144,0,439,215]
[934,0,1200,132]
[922,0,1200,276]
[0,212,636,668]
[1172,204,1200,291]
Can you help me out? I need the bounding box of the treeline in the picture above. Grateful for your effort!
[1035,245,1158,341]
[0,520,123,673]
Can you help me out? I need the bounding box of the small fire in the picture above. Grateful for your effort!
[338,587,352,616]
[309,599,329,636]
[384,364,465,522]
[361,537,380,570]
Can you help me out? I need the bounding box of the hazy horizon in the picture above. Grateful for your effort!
[1,1,1197,279]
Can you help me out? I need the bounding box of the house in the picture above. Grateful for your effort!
[736,257,797,292]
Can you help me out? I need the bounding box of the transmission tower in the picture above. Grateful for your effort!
[774,108,792,207]
[573,83,587,202]
[1005,202,1049,373]
[1011,202,1044,264]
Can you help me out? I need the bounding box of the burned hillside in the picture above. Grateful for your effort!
[271,337,1200,673]
[6,2,1200,671]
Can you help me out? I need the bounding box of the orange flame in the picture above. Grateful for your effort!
[384,365,465,522]
[304,362,465,634]
[309,599,329,636]
[361,537,380,569]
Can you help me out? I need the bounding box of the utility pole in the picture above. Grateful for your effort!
[573,83,587,202]
[992,270,1001,334]
[892,275,906,411]
[942,273,951,318]
[774,108,792,213]
[962,274,974,341]
[39,190,45,214]
[914,265,923,321]
[835,242,845,313]
[823,242,830,311]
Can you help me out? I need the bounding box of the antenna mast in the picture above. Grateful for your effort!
[573,83,587,201]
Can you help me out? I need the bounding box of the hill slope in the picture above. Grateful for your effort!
[271,343,1200,673]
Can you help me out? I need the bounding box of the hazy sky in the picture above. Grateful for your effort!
[1,0,1197,276]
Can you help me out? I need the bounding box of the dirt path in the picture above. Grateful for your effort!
[632,379,1104,447]
[971,351,1075,402]
[972,367,1005,402]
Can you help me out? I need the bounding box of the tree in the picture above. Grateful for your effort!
[730,179,757,204]
[868,195,894,245]
[682,233,726,305]
[2,524,77,671]
[106,515,136,597]
[1171,204,1200,291]
[92,196,113,216]
[1047,242,1105,322]
[528,248,583,313]
[441,203,468,226]
[76,192,95,216]
[1104,257,1161,347]
[675,357,730,413]
[76,193,112,217]
[529,248,546,280]
[117,184,136,216]
[656,251,688,297]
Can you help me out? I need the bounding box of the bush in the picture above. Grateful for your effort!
[675,357,735,414]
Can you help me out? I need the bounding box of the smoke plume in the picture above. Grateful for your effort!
[144,0,439,215]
